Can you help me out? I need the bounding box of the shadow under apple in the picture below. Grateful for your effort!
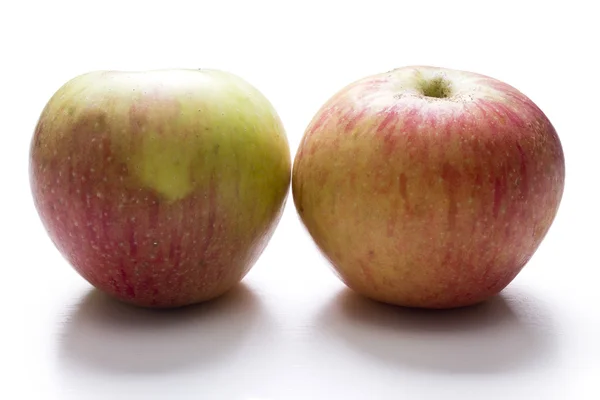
[317,286,557,374]
[58,282,266,374]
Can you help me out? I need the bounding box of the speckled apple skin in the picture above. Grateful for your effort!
[30,69,291,308]
[293,66,565,309]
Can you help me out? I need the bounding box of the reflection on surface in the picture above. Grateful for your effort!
[58,283,264,374]
[318,286,557,373]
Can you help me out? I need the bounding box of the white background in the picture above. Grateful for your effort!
[1,0,598,399]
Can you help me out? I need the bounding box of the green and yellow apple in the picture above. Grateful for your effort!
[293,65,565,309]
[30,69,291,308]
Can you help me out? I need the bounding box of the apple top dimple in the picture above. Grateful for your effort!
[381,66,519,108]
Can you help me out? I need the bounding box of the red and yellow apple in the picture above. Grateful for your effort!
[30,69,291,308]
[293,65,565,309]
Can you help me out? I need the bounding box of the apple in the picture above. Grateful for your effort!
[30,69,291,308]
[292,65,565,309]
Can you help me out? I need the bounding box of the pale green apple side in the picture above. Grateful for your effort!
[36,69,291,238]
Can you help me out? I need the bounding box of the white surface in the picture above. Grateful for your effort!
[1,0,599,399]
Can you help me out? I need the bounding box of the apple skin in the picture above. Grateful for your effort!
[30,69,291,308]
[293,65,565,309]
